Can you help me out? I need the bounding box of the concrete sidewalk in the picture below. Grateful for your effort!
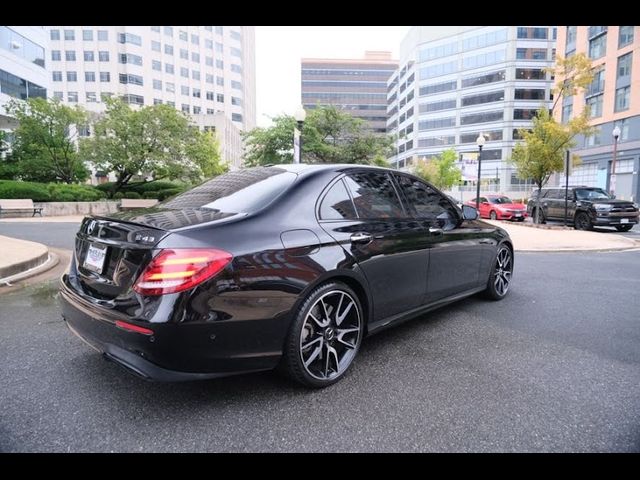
[485,220,639,252]
[0,215,86,223]
[0,235,51,283]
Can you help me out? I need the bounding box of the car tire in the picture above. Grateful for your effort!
[281,281,364,388]
[574,212,593,231]
[615,225,633,232]
[490,211,497,220]
[483,244,513,301]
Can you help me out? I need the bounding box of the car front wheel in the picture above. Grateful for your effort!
[490,211,497,220]
[615,224,633,232]
[574,212,593,231]
[281,282,364,388]
[484,244,513,300]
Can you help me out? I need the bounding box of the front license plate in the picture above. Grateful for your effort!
[515,213,522,217]
[84,243,107,273]
[621,218,629,224]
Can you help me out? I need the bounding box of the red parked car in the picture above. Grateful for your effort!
[465,195,527,221]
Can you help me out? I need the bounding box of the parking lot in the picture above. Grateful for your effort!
[1,249,639,452]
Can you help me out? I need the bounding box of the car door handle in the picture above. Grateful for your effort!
[428,227,443,235]
[479,239,493,244]
[350,232,372,244]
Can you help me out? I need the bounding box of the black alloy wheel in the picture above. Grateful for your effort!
[484,244,513,300]
[574,212,593,231]
[282,282,363,388]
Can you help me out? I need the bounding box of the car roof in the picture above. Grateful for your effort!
[272,163,395,174]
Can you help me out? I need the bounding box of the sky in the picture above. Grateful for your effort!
[254,26,411,127]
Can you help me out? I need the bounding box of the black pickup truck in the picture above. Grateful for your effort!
[527,186,639,231]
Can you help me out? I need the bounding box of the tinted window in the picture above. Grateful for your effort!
[575,188,611,200]
[320,180,357,220]
[162,167,297,214]
[343,172,405,219]
[394,175,458,230]
[489,196,513,204]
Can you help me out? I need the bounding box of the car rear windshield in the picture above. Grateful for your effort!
[490,196,513,204]
[160,167,297,214]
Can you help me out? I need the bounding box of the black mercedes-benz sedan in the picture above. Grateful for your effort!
[60,164,514,388]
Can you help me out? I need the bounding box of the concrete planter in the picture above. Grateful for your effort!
[31,201,120,217]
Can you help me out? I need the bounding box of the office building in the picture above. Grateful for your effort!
[387,26,556,191]
[301,51,398,133]
[555,26,639,201]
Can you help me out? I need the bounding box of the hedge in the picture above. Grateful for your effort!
[0,180,107,202]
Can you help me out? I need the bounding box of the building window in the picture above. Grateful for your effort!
[192,88,201,98]
[231,30,242,41]
[179,30,188,41]
[166,82,175,93]
[205,39,213,49]
[460,110,503,125]
[85,71,95,82]
[97,30,108,41]
[191,52,200,63]
[181,85,189,96]
[517,27,548,39]
[66,71,77,82]
[165,63,174,74]
[206,108,215,114]
[619,26,634,48]
[164,44,173,55]
[86,92,97,103]
[461,70,504,88]
[420,60,457,79]
[215,26,223,35]
[418,117,456,130]
[206,74,214,84]
[215,42,223,54]
[52,91,63,100]
[217,93,224,103]
[182,104,190,113]
[585,94,603,118]
[118,33,142,46]
[206,56,213,66]
[100,92,113,102]
[98,51,109,62]
[515,68,545,80]
[513,109,539,120]
[65,50,76,61]
[419,99,457,113]
[153,79,162,90]
[615,86,630,112]
[230,47,241,57]
[180,48,188,59]
[152,60,161,71]
[51,50,61,61]
[84,50,94,62]
[123,94,144,105]
[82,30,93,41]
[232,113,243,122]
[231,96,242,106]
[52,71,62,82]
[193,106,201,114]
[100,71,110,82]
[231,64,242,74]
[151,26,160,33]
[192,70,200,81]
[514,89,546,100]
[460,130,502,144]
[216,59,224,69]
[67,92,78,103]
[64,29,75,41]
[419,80,457,96]
[418,136,455,147]
[119,73,143,86]
[586,68,605,96]
[231,80,241,90]
[516,48,547,60]
[151,40,161,52]
[561,103,573,123]
[617,53,632,79]
[216,77,224,86]
[164,26,173,37]
[206,91,214,101]
[180,67,189,78]
[50,29,60,41]
[154,98,162,105]
[461,90,504,107]
[589,34,607,60]
[614,119,629,141]
[120,53,143,66]
[191,34,199,45]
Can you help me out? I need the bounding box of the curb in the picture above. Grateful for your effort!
[0,251,60,286]
[0,249,49,279]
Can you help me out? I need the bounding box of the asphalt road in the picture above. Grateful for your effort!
[1,250,639,452]
[0,222,79,250]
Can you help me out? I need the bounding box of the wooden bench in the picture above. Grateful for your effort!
[0,199,43,217]
[119,198,159,210]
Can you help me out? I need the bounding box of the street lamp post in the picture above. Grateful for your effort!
[610,125,621,196]
[475,134,486,210]
[294,106,306,164]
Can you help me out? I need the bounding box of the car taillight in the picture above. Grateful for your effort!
[133,248,232,296]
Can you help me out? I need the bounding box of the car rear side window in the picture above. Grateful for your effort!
[319,179,357,220]
[161,167,297,214]
[343,172,405,219]
[394,174,458,230]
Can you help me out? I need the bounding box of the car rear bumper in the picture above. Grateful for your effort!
[60,275,287,382]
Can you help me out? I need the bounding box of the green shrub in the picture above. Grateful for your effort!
[113,192,125,200]
[96,181,187,197]
[143,192,159,199]
[123,191,141,199]
[47,183,107,202]
[0,180,52,201]
[157,188,183,200]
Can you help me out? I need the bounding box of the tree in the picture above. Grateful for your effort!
[242,105,393,166]
[80,97,226,195]
[5,98,89,183]
[413,148,462,190]
[510,108,595,222]
[510,53,597,223]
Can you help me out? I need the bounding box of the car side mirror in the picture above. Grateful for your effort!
[462,205,478,221]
